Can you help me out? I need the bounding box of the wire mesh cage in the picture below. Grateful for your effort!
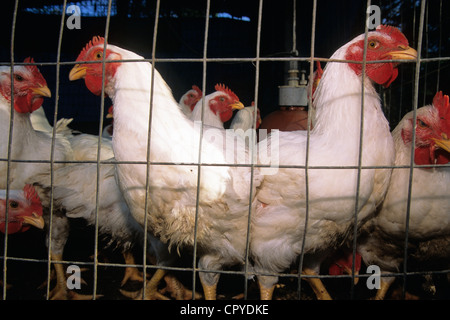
[1,0,450,301]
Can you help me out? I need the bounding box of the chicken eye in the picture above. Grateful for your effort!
[95,51,103,60]
[9,201,19,209]
[417,119,429,128]
[219,97,225,102]
[368,40,379,49]
[14,74,24,82]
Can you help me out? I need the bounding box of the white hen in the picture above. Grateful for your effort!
[358,91,450,299]
[189,84,244,128]
[178,85,202,117]
[0,60,73,190]
[250,25,417,300]
[230,102,261,132]
[69,36,262,300]
[0,59,75,299]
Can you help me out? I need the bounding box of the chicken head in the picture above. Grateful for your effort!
[69,36,122,96]
[400,91,450,165]
[181,85,202,112]
[209,83,244,123]
[0,184,45,234]
[346,25,417,88]
[0,58,51,114]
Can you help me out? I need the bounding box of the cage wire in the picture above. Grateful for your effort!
[1,0,450,300]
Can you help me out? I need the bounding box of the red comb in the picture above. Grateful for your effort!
[23,57,40,76]
[214,83,239,102]
[376,25,409,45]
[433,91,450,120]
[23,184,41,206]
[76,36,106,62]
[192,85,202,96]
[22,57,47,87]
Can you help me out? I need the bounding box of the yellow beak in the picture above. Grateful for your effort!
[432,134,450,153]
[31,85,51,98]
[20,212,45,230]
[230,101,245,110]
[69,64,87,81]
[386,46,418,61]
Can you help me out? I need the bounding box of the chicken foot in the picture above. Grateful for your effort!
[161,273,202,300]
[120,251,148,286]
[120,268,169,300]
[258,268,332,300]
[201,282,217,300]
[46,253,100,300]
[342,266,359,285]
[121,268,200,300]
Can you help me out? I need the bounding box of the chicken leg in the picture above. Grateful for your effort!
[162,274,202,300]
[258,282,275,300]
[143,268,170,300]
[47,253,97,300]
[343,266,359,285]
[201,281,217,300]
[47,253,68,300]
[121,251,147,286]
[121,268,201,300]
[120,268,169,300]
[41,207,95,299]
[302,267,332,300]
[373,276,395,300]
[258,268,332,300]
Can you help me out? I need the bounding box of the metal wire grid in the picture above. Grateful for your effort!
[1,0,449,300]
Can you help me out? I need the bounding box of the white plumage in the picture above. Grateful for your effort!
[230,103,260,131]
[0,61,148,299]
[30,140,194,299]
[0,65,73,190]
[30,160,144,257]
[29,106,54,133]
[30,106,73,137]
[188,84,244,129]
[358,91,450,299]
[250,26,416,299]
[178,85,202,117]
[0,62,77,299]
[70,38,262,299]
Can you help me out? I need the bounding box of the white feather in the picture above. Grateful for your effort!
[100,44,262,290]
[250,32,395,291]
[0,67,73,190]
[358,105,450,274]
